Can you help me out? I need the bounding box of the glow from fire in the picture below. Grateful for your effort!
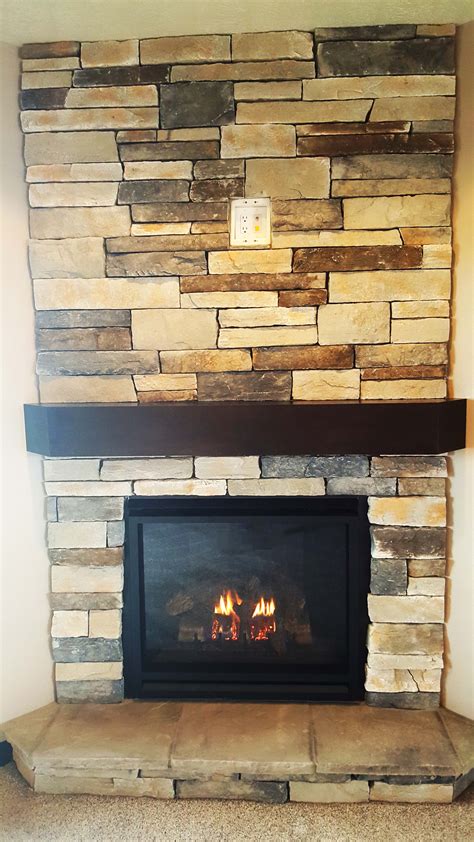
[250,596,277,641]
[252,597,276,618]
[211,590,242,641]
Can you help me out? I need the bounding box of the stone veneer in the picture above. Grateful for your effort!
[20,25,456,403]
[45,453,447,707]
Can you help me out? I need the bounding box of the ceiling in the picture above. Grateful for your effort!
[0,0,473,45]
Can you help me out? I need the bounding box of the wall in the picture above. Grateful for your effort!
[0,42,54,722]
[444,20,474,720]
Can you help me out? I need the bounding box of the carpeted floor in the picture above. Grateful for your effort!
[0,763,473,842]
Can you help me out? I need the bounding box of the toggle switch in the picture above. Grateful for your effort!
[229,197,271,247]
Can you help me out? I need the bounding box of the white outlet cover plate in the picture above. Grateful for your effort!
[229,197,271,247]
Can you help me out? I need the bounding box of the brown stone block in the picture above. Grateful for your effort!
[297,121,409,135]
[132,202,226,223]
[171,60,315,82]
[253,345,353,371]
[73,65,169,87]
[273,199,342,231]
[49,547,123,566]
[107,234,227,253]
[36,327,131,352]
[106,251,207,276]
[294,245,422,272]
[176,778,287,802]
[279,290,328,306]
[197,371,292,401]
[399,479,446,497]
[194,160,244,179]
[401,227,452,245]
[181,272,325,293]
[20,41,80,59]
[190,178,244,202]
[361,366,446,380]
[116,130,157,143]
[160,349,251,373]
[138,390,196,402]
[119,140,219,162]
[408,559,446,577]
[355,343,448,367]
[371,456,447,477]
[297,133,453,156]
[118,180,189,204]
[371,527,446,559]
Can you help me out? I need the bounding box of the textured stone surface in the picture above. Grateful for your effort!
[51,610,88,638]
[100,458,192,480]
[197,372,291,401]
[318,38,454,77]
[55,662,122,681]
[34,277,179,310]
[37,350,158,376]
[208,249,292,275]
[368,595,444,623]
[21,107,158,133]
[120,141,219,162]
[327,478,397,496]
[47,521,107,549]
[118,180,189,204]
[318,303,390,345]
[234,81,302,100]
[371,457,447,478]
[343,195,450,230]
[141,35,230,64]
[296,247,422,273]
[369,497,446,527]
[73,66,169,88]
[36,310,131,328]
[20,41,80,59]
[107,252,206,277]
[293,369,360,400]
[221,125,296,158]
[189,178,243,202]
[253,345,352,371]
[246,157,330,199]
[160,349,252,373]
[331,268,450,302]
[52,637,122,663]
[303,74,455,100]
[44,459,100,481]
[81,40,138,67]
[182,292,277,309]
[132,309,217,350]
[20,88,68,110]
[56,679,124,703]
[89,610,122,639]
[355,344,448,367]
[195,457,260,480]
[368,624,444,655]
[30,207,130,239]
[57,497,124,521]
[218,307,315,328]
[26,163,123,182]
[372,527,446,559]
[66,85,157,108]
[371,96,455,122]
[273,200,342,230]
[24,131,119,165]
[177,779,287,802]
[391,318,450,344]
[262,455,368,478]
[297,132,452,157]
[124,161,192,180]
[219,326,318,348]
[171,60,316,82]
[134,480,227,496]
[371,782,453,803]
[228,479,325,496]
[332,154,452,180]
[371,560,408,595]
[36,327,131,352]
[45,481,131,496]
[363,376,445,399]
[51,565,123,594]
[365,692,440,709]
[290,781,369,803]
[239,100,371,124]
[314,26,416,41]
[181,271,325,292]
[160,82,234,128]
[21,71,72,89]
[233,31,313,60]
[39,375,136,403]
[332,178,451,197]
[29,238,105,279]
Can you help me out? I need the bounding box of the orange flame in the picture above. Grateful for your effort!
[252,596,276,618]
[214,590,242,616]
[212,590,242,641]
[250,596,277,641]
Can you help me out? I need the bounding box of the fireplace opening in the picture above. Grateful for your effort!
[123,496,370,702]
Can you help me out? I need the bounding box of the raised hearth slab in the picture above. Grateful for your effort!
[2,702,473,803]
[24,400,466,457]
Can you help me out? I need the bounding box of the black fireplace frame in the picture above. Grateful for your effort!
[123,496,370,702]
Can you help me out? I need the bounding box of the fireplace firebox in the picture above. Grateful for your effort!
[123,496,370,702]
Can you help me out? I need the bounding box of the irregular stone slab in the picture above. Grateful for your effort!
[371,782,452,802]
[343,196,451,230]
[253,345,352,371]
[30,207,130,239]
[362,365,448,383]
[218,307,315,327]
[34,277,179,310]
[20,88,68,110]
[49,547,123,567]
[332,178,451,197]
[371,559,408,595]
[52,637,122,663]
[327,478,397,496]
[134,479,226,495]
[318,38,455,77]
[182,291,277,308]
[172,703,313,777]
[407,578,445,596]
[73,66,170,87]
[331,268,449,303]
[39,375,136,403]
[160,81,234,128]
[37,350,158,375]
[238,100,371,124]
[246,157,330,200]
[124,161,193,180]
[58,497,124,522]
[371,96,455,122]
[161,349,251,373]
[290,780,369,802]
[106,252,206,277]
[195,457,260,480]
[56,679,124,703]
[221,125,295,158]
[141,35,230,64]
[367,654,443,670]
[332,154,452,180]
[29,238,105,279]
[55,662,122,682]
[399,477,446,496]
[22,57,80,70]
[368,623,444,654]
[45,481,131,497]
[228,479,325,496]
[412,119,453,133]
[234,80,302,100]
[47,521,106,549]
[194,159,244,179]
[297,120,410,135]
[190,178,243,202]
[369,497,446,527]
[273,199,342,230]
[366,691,440,709]
[372,527,446,559]
[35,774,173,798]
[279,289,327,306]
[118,180,189,204]
[302,74,455,99]
[132,309,217,350]
[438,708,474,775]
[391,318,449,344]
[298,133,452,156]
[100,458,192,480]
[417,24,456,36]
[50,593,122,609]
[356,344,448,367]
[157,127,220,141]
[89,609,121,638]
[2,703,59,763]
[295,246,422,273]
[208,249,292,274]
[132,201,225,223]
[51,564,123,593]
[36,327,131,352]
[319,302,390,345]
[24,131,119,165]
[262,455,369,478]
[422,244,452,269]
[371,456,447,478]
[219,326,318,348]
[26,162,123,182]
[233,31,313,60]
[293,370,360,400]
[181,271,325,292]
[21,70,72,89]
[21,107,158,133]
[20,41,80,59]
[177,779,287,802]
[29,182,118,207]
[107,522,125,548]
[368,594,444,624]
[119,140,219,161]
[197,372,292,401]
[43,459,100,481]
[314,26,416,41]
[66,85,158,107]
[171,60,316,82]
[81,40,139,67]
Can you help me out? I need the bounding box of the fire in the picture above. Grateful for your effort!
[252,597,276,618]
[250,596,277,641]
[211,590,242,641]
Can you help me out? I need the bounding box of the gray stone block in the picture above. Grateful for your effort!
[36,310,131,328]
[52,637,122,663]
[318,37,454,77]
[50,593,122,610]
[366,692,440,709]
[371,559,407,595]
[21,88,68,110]
[176,779,288,802]
[56,679,124,703]
[327,478,397,496]
[46,497,58,522]
[160,82,235,129]
[314,26,416,41]
[107,521,125,548]
[197,372,291,402]
[57,497,124,522]
[37,350,159,375]
[118,180,189,204]
[262,455,369,478]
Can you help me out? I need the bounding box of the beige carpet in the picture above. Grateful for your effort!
[0,763,473,842]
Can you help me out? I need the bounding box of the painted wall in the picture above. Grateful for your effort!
[0,42,54,722]
[444,20,474,720]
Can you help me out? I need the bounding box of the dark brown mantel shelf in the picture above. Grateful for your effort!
[24,400,466,458]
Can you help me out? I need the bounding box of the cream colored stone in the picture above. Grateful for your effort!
[156,128,220,141]
[232,31,313,60]
[208,249,292,274]
[39,376,136,404]
[319,303,390,345]
[234,81,302,100]
[131,223,191,236]
[171,60,315,82]
[81,40,138,67]
[369,497,446,527]
[343,195,451,230]
[55,662,122,682]
[411,669,442,691]
[44,459,100,481]
[21,71,72,89]
[30,207,130,239]
[246,157,329,200]
[26,163,123,182]
[45,481,131,496]
[293,369,360,400]
[422,245,452,268]
[290,781,369,803]
[365,668,418,693]
[181,292,278,309]
[392,300,450,318]
[391,319,450,343]
[238,100,371,124]
[367,653,443,670]
[371,782,452,803]
[66,86,157,107]
[134,374,197,392]
[100,458,192,479]
[35,767,137,780]
[368,595,445,623]
[22,57,80,71]
[361,380,447,400]
[303,75,456,100]
[219,326,318,348]
[367,623,444,655]
[371,96,455,121]
[272,230,402,247]
[48,521,107,549]
[160,349,252,373]
[408,577,446,596]
[228,478,325,496]
[332,179,451,198]
[191,221,228,234]
[24,132,119,165]
[29,238,105,279]
[51,565,123,594]
[132,309,217,351]
[51,610,88,638]
[134,480,227,496]
[13,749,36,787]
[124,161,192,180]
[219,307,316,328]
[141,35,230,64]
[34,276,179,310]
[329,269,450,303]
[29,182,118,208]
[21,108,158,133]
[89,610,121,639]
[221,125,295,158]
[195,457,261,480]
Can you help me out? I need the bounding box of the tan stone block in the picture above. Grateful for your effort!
[368,623,444,654]
[208,250,292,274]
[182,271,326,293]
[48,521,107,549]
[365,668,418,693]
[408,577,446,596]
[182,292,278,309]
[55,662,122,682]
[195,457,261,480]
[232,31,313,60]
[89,610,121,639]
[329,269,450,303]
[34,775,114,795]
[156,128,220,141]
[13,749,36,787]
[246,157,329,200]
[34,276,179,310]
[355,343,448,367]
[39,376,136,404]
[392,300,450,318]
[24,132,119,166]
[124,161,192,180]
[131,223,191,235]
[112,777,174,798]
[392,318,450,343]
[30,207,130,239]
[171,60,315,82]
[134,480,227,496]
[303,75,456,100]
[371,96,455,121]
[51,565,123,594]
[44,459,100,481]
[399,479,446,497]
[26,163,123,182]
[219,326,318,348]
[228,478,325,496]
[417,24,456,35]
[219,307,316,328]
[361,380,446,400]
[410,669,442,691]
[272,230,402,247]
[134,374,196,392]
[221,125,295,158]
[293,369,360,400]
[45,481,131,496]
[367,653,443,670]
[408,560,446,577]
[369,497,446,527]
[100,458,192,480]
[21,108,158,133]
[141,35,230,64]
[422,245,452,268]
[29,182,118,207]
[51,610,88,638]
[234,81,302,100]
[368,595,445,623]
[372,456,447,478]
[132,309,217,351]
[81,40,138,67]
[343,195,451,230]
[160,349,252,373]
[333,178,451,198]
[21,70,72,89]
[237,100,371,124]
[22,57,80,70]
[319,302,390,344]
[66,86,157,108]
[290,781,368,803]
[29,238,105,279]
[401,227,452,245]
[191,221,228,234]
[371,782,452,803]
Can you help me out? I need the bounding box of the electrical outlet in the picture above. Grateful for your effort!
[230,198,271,247]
